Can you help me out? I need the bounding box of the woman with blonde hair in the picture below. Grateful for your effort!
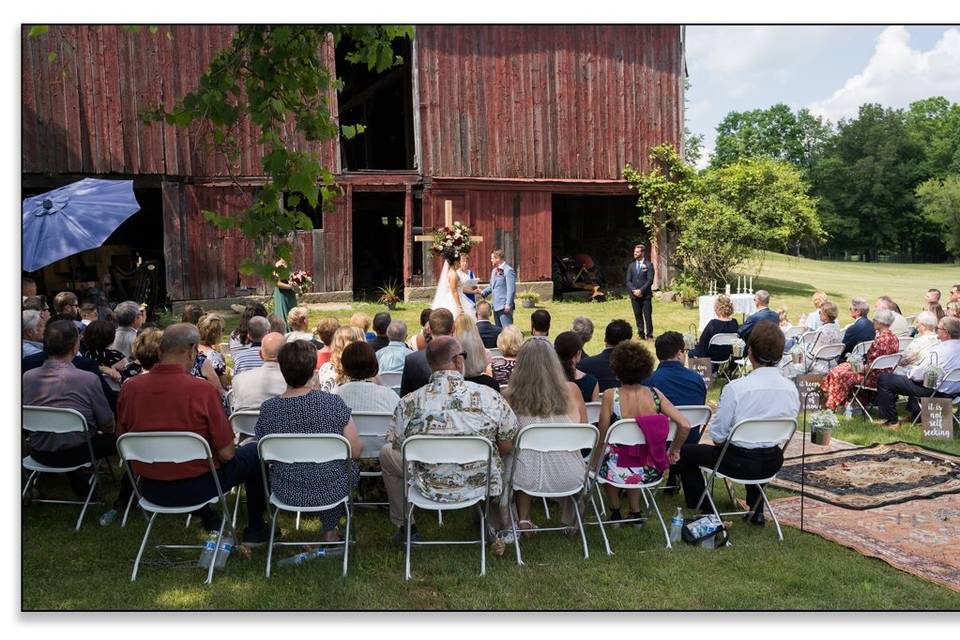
[800,291,829,331]
[350,312,375,341]
[504,337,588,533]
[492,324,523,385]
[454,314,499,391]
[285,306,315,343]
[317,325,366,392]
[689,294,739,369]
[194,313,229,392]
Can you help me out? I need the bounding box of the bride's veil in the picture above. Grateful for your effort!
[431,260,454,312]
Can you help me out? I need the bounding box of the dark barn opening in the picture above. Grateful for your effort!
[551,194,646,295]
[23,184,166,309]
[351,192,405,299]
[335,36,415,171]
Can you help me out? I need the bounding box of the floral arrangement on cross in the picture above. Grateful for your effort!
[431,221,474,256]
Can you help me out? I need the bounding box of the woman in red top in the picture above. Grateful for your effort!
[821,309,900,410]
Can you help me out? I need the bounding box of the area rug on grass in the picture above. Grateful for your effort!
[771,494,960,593]
[771,442,960,510]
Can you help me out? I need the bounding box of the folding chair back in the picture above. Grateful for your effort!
[258,433,351,465]
[708,333,739,348]
[402,435,493,466]
[605,418,646,446]
[378,371,403,391]
[514,423,598,454]
[488,348,504,359]
[939,368,960,387]
[783,326,804,341]
[727,418,797,449]
[799,331,820,351]
[117,431,214,465]
[229,410,259,439]
[864,353,902,381]
[898,336,914,352]
[350,411,393,460]
[585,401,602,424]
[22,406,88,434]
[812,342,844,362]
[223,389,233,413]
[851,340,873,359]
[675,405,713,431]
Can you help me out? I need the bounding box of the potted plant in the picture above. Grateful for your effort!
[675,283,698,309]
[810,410,839,446]
[682,324,698,351]
[517,289,540,308]
[377,279,402,310]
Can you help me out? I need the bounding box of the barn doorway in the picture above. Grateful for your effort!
[335,35,415,171]
[351,192,405,300]
[551,194,646,297]
[22,182,166,310]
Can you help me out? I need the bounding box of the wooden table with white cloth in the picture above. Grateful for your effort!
[698,293,756,331]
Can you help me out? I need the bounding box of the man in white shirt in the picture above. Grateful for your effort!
[229,332,287,412]
[677,322,800,525]
[110,300,144,358]
[876,316,960,427]
[375,320,410,374]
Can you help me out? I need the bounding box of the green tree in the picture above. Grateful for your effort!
[809,103,929,261]
[916,175,960,260]
[622,143,696,253]
[711,103,805,168]
[904,96,960,178]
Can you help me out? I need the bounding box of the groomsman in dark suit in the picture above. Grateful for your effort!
[625,244,655,340]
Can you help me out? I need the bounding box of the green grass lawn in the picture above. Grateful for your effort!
[23,253,960,610]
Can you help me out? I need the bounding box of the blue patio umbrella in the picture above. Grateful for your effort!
[22,178,141,273]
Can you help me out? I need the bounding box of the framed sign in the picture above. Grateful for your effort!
[687,357,712,389]
[796,374,825,411]
[921,398,954,440]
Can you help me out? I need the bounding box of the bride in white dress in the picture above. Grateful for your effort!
[432,249,476,319]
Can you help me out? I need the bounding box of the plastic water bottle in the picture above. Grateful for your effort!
[197,533,218,569]
[277,546,344,567]
[844,403,853,420]
[213,533,234,570]
[669,507,684,543]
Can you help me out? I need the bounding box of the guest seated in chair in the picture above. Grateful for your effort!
[875,296,912,337]
[256,339,363,544]
[738,290,778,342]
[314,316,340,368]
[475,301,502,349]
[571,316,595,358]
[578,319,633,392]
[230,332,287,412]
[334,341,401,414]
[117,323,271,543]
[456,315,501,392]
[798,291,829,332]
[317,326,366,393]
[645,331,707,442]
[689,294,739,370]
[376,320,411,375]
[595,341,690,525]
[379,336,518,542]
[875,316,960,428]
[503,337,588,534]
[899,311,940,373]
[821,309,900,410]
[491,325,523,386]
[676,322,800,525]
[841,297,876,359]
[554,331,599,404]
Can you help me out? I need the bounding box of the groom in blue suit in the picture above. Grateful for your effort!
[481,248,517,327]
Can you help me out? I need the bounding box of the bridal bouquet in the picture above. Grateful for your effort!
[289,270,313,296]
[431,221,474,256]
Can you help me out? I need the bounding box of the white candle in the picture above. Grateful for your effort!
[750,276,753,291]
[725,283,730,296]
[737,276,741,293]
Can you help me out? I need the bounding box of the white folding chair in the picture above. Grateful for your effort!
[910,368,960,427]
[22,406,106,531]
[378,371,403,395]
[707,333,739,382]
[799,330,821,354]
[588,419,673,554]
[223,389,233,414]
[850,340,873,360]
[401,435,494,580]
[783,326,805,342]
[898,336,914,352]
[806,342,844,373]
[696,417,797,542]
[351,411,394,508]
[117,431,240,583]
[258,433,354,578]
[225,410,260,527]
[850,353,902,417]
[487,348,504,359]
[585,401,602,425]
[506,424,601,565]
[660,405,714,498]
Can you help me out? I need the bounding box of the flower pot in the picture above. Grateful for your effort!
[386,301,398,311]
[811,428,832,446]
[683,301,694,309]
[520,298,535,308]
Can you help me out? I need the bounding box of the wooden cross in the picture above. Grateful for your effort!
[414,199,483,245]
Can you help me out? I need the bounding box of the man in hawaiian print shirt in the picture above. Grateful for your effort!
[379,335,518,542]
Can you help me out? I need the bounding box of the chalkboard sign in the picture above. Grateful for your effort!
[795,374,825,411]
[687,357,712,389]
[921,398,954,440]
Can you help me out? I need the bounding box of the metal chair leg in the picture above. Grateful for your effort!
[645,487,671,549]
[574,500,589,560]
[541,496,551,521]
[205,518,226,585]
[296,510,301,530]
[341,501,352,578]
[479,504,486,577]
[589,495,612,556]
[21,471,38,500]
[265,508,279,578]
[759,487,784,541]
[404,503,415,581]
[131,512,157,582]
[509,500,523,566]
[75,473,98,531]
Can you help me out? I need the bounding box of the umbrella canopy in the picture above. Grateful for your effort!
[22,178,141,273]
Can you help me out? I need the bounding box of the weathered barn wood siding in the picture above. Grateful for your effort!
[22,25,339,177]
[415,25,683,179]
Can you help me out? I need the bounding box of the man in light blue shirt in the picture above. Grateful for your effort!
[376,320,411,374]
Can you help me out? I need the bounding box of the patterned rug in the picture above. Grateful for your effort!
[772,494,960,593]
[772,442,960,510]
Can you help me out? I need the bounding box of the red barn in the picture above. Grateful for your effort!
[22,25,685,305]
